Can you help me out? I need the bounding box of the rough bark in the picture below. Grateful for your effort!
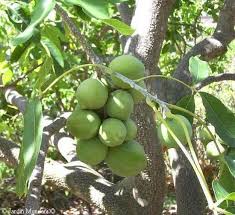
[124,1,176,214]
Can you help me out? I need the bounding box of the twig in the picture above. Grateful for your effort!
[55,4,103,65]
[195,72,235,90]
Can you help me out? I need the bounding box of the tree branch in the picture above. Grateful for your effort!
[0,136,148,215]
[169,0,235,103]
[55,4,103,65]
[123,1,176,214]
[195,72,235,90]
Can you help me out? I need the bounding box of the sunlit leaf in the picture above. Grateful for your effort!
[102,19,134,35]
[16,99,43,196]
[12,0,56,45]
[189,56,211,84]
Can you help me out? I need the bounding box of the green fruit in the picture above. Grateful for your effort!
[157,115,192,148]
[206,141,225,159]
[99,118,127,147]
[105,140,147,177]
[128,81,146,104]
[109,55,145,89]
[106,90,134,120]
[124,119,137,140]
[76,78,108,109]
[67,109,101,140]
[76,138,108,166]
[198,126,214,145]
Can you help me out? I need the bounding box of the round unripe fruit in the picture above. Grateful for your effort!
[76,78,108,110]
[76,138,108,166]
[124,119,137,141]
[157,115,192,148]
[99,118,127,147]
[109,55,145,89]
[206,141,225,159]
[67,109,101,140]
[105,140,147,177]
[198,126,214,146]
[106,90,134,120]
[128,81,146,104]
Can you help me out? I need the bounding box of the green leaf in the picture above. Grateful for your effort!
[102,19,135,35]
[213,179,229,201]
[12,0,56,45]
[64,0,110,19]
[41,36,64,67]
[16,99,43,196]
[34,57,53,90]
[189,56,211,84]
[172,95,195,124]
[200,92,235,147]
[224,150,235,178]
[2,69,13,85]
[10,40,31,63]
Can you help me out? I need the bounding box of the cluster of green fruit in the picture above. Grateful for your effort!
[66,55,147,177]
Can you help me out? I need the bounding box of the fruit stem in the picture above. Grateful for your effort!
[154,110,215,211]
[41,63,110,96]
[168,114,213,200]
[135,75,197,94]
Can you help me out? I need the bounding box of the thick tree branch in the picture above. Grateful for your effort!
[124,1,176,214]
[195,72,235,90]
[0,136,147,215]
[169,0,235,103]
[55,4,103,65]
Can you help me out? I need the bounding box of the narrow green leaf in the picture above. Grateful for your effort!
[41,36,64,67]
[12,0,56,45]
[224,149,235,178]
[189,56,211,84]
[64,0,110,19]
[34,57,53,90]
[2,69,13,85]
[172,95,195,124]
[200,92,235,147]
[102,19,135,35]
[16,98,43,196]
[213,179,229,201]
[10,40,31,63]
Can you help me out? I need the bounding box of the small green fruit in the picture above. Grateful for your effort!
[76,78,108,109]
[105,140,147,177]
[198,126,214,146]
[124,119,137,140]
[128,81,146,104]
[109,55,145,89]
[99,118,127,147]
[76,138,108,166]
[206,141,225,159]
[157,115,192,148]
[67,109,101,140]
[106,90,134,120]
